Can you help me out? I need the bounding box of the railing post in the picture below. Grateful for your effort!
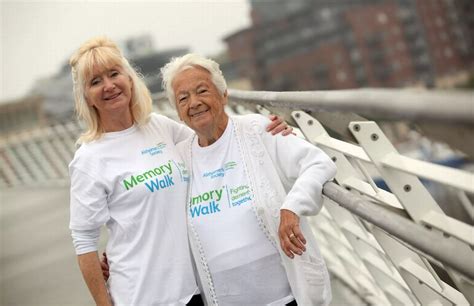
[292,111,415,305]
[349,121,473,304]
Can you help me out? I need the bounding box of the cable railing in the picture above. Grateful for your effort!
[1,88,473,305]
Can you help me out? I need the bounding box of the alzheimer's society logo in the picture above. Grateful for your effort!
[141,142,166,156]
[202,161,238,179]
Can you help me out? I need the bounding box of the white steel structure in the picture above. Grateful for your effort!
[0,89,472,305]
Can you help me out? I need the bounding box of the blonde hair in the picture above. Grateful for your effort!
[69,36,152,143]
[160,53,227,109]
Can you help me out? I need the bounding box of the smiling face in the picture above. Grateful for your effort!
[85,65,133,127]
[172,66,228,138]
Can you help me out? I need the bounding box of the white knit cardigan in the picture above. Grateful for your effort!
[178,114,337,306]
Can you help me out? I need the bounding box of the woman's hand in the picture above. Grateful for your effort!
[267,114,294,136]
[278,209,306,259]
[101,252,110,281]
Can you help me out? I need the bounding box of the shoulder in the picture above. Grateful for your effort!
[69,141,102,173]
[232,114,269,130]
[233,113,268,124]
[71,141,99,160]
[176,136,194,163]
[144,112,180,134]
[149,112,175,126]
[176,128,195,149]
[176,139,188,156]
[150,112,189,131]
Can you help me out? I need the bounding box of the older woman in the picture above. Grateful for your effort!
[68,37,289,306]
[161,54,337,305]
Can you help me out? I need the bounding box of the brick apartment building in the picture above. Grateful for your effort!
[224,0,473,91]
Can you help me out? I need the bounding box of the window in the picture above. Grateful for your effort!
[333,53,343,65]
[392,26,401,35]
[396,42,406,51]
[435,17,445,27]
[320,8,332,20]
[444,47,453,58]
[377,13,388,24]
[351,50,361,62]
[393,60,402,71]
[337,71,347,82]
[440,32,448,42]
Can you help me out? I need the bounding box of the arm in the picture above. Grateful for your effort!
[155,113,194,144]
[258,116,336,257]
[78,252,113,306]
[262,126,336,215]
[69,166,112,301]
[71,227,111,304]
[159,112,290,144]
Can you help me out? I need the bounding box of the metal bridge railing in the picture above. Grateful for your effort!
[1,88,473,305]
[0,121,83,189]
[225,89,474,305]
[227,88,474,125]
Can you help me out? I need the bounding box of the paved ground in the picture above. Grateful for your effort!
[1,187,97,305]
[1,187,366,305]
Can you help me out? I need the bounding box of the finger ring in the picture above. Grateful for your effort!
[289,233,295,239]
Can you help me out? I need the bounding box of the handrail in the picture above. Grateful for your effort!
[308,129,474,194]
[381,153,474,194]
[227,88,474,125]
[323,182,474,280]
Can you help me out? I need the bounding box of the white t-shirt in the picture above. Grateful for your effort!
[69,114,197,305]
[188,120,293,305]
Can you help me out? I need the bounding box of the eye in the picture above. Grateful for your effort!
[90,77,101,86]
[110,70,119,77]
[178,96,188,103]
[198,88,208,94]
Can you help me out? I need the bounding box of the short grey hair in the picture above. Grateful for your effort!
[160,53,227,109]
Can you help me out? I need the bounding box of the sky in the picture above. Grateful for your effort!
[1,0,251,101]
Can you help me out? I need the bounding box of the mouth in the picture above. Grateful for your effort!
[104,92,122,100]
[189,109,209,118]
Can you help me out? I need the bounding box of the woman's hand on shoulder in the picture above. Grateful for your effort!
[266,114,294,136]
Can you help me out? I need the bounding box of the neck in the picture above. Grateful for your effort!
[197,115,229,147]
[100,110,134,132]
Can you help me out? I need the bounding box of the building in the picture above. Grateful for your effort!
[224,0,473,91]
[130,48,188,93]
[414,0,474,86]
[0,96,44,137]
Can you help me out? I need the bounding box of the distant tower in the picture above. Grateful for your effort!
[121,34,155,58]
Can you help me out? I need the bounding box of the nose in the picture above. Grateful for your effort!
[103,77,115,92]
[189,94,202,108]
